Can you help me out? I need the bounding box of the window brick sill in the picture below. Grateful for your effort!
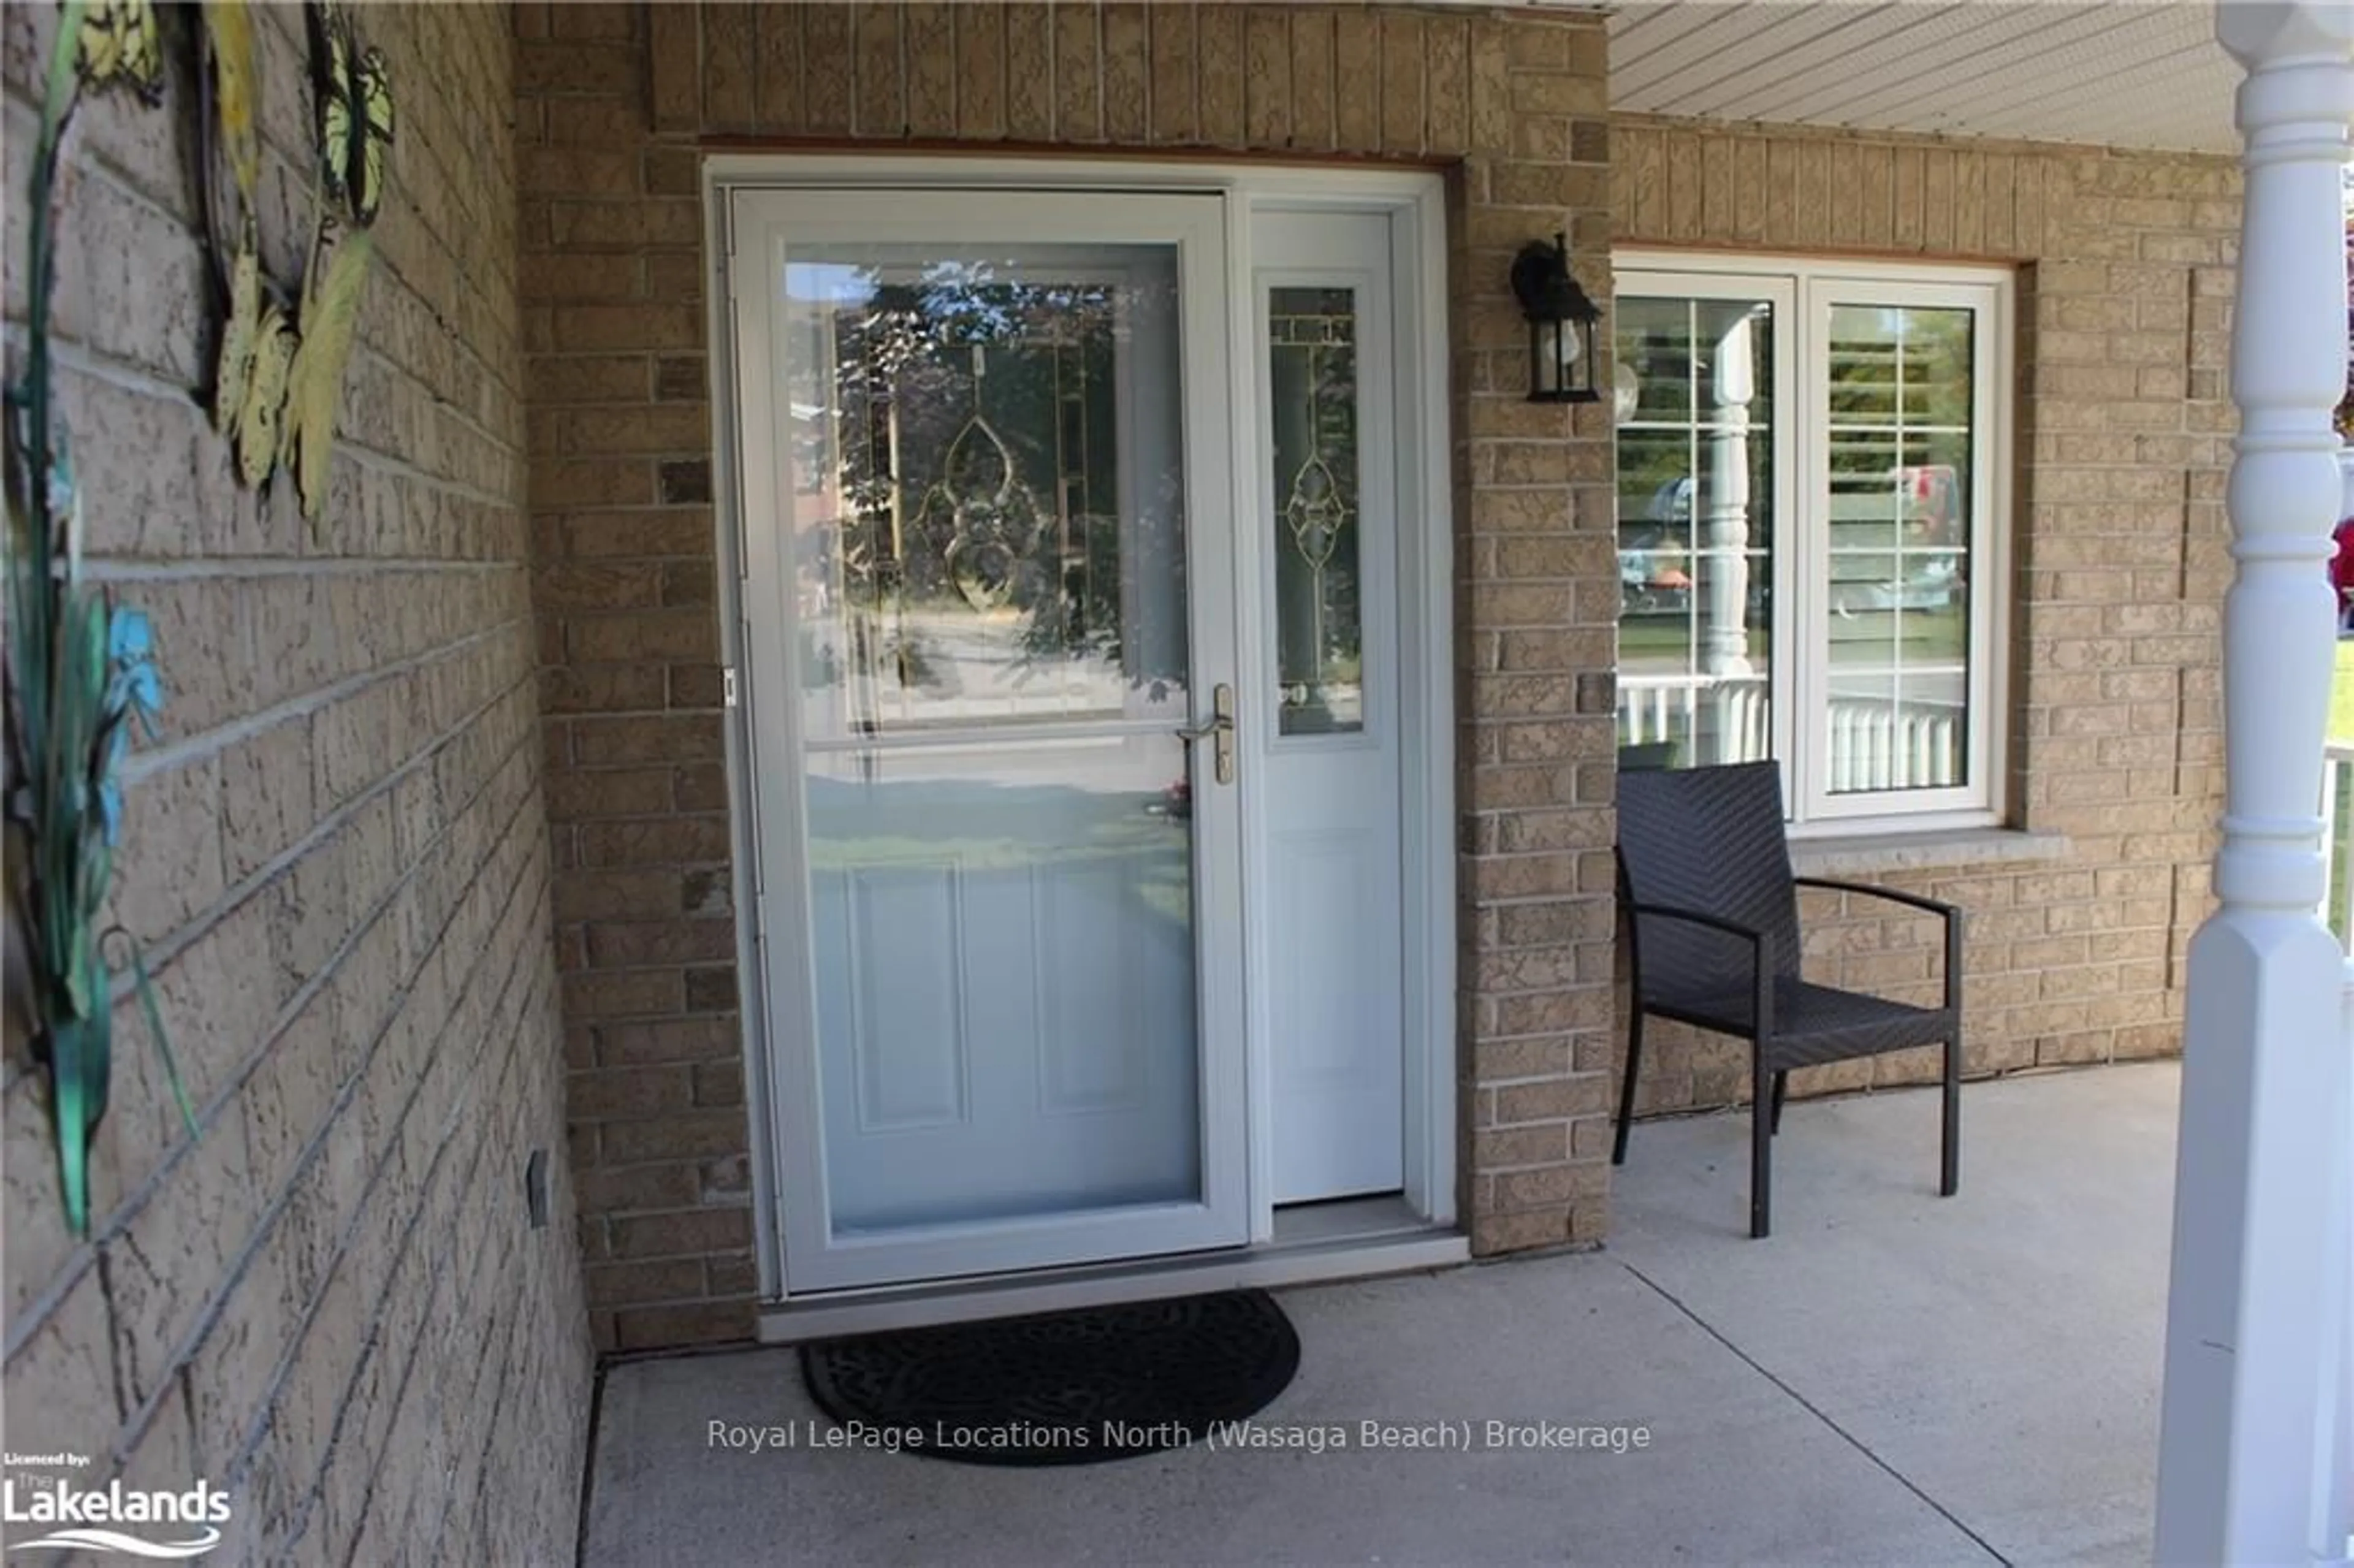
[1787,828,2071,879]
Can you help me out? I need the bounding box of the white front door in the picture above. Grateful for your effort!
[727,180,1426,1295]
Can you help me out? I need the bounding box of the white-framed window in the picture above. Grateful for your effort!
[1612,251,2011,832]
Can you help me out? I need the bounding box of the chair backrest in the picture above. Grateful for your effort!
[1616,761,1802,994]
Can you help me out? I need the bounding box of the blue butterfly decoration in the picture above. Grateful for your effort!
[96,606,162,845]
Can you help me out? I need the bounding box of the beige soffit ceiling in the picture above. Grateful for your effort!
[1602,2,2242,154]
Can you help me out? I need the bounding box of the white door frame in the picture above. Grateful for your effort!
[703,156,1456,1301]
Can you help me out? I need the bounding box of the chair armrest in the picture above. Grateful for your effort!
[1791,877,1959,921]
[1791,878,1964,1013]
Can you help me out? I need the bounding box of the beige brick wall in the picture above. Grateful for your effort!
[1612,116,2237,1114]
[2,6,590,1561]
[519,0,1620,1348]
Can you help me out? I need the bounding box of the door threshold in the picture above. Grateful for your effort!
[1271,1192,1420,1243]
[757,1220,1467,1345]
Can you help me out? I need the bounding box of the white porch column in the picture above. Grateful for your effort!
[2156,5,2354,1565]
[1701,308,1757,764]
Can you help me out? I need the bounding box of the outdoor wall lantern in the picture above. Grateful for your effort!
[1510,230,1601,404]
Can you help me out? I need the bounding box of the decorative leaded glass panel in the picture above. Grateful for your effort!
[1268,286,1363,736]
[782,250,1189,741]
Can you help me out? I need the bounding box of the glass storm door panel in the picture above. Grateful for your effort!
[730,191,1247,1292]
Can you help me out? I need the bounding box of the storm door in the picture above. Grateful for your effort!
[729,190,1247,1290]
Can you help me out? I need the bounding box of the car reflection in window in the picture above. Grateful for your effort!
[1620,477,1694,617]
[1620,477,1770,620]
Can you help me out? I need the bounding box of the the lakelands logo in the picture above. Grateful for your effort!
[2,1455,229,1559]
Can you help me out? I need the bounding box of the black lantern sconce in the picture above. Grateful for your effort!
[1510,230,1601,404]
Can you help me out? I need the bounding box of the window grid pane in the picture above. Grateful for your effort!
[1613,296,1776,775]
[1822,302,1975,794]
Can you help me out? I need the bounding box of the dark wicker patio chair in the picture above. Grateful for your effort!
[1614,761,1963,1238]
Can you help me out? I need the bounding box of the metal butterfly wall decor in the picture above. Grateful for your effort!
[4,0,192,1241]
[314,7,395,227]
[7,0,398,1241]
[202,0,394,530]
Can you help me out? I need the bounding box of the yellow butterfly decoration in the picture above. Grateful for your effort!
[78,0,166,104]
[312,6,395,228]
[201,0,260,207]
[200,2,392,513]
[212,243,259,439]
[283,230,375,526]
[211,243,293,493]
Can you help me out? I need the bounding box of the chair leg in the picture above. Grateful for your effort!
[1750,1056,1773,1238]
[1613,1008,1646,1166]
[1940,1037,1961,1198]
[1770,1070,1788,1135]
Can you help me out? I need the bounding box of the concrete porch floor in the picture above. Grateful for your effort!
[581,1062,2177,1566]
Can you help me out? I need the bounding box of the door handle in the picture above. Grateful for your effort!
[1176,683,1236,785]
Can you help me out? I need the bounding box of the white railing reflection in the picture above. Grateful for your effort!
[2320,744,2354,952]
[1617,673,1769,756]
[1617,673,1962,790]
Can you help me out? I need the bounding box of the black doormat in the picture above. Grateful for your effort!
[799,1289,1300,1466]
